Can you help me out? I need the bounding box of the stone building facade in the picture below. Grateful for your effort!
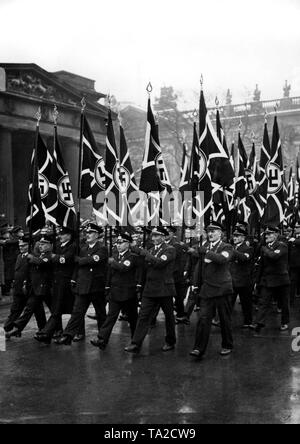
[120,84,300,188]
[0,63,109,227]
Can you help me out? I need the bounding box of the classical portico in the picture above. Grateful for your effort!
[0,63,109,227]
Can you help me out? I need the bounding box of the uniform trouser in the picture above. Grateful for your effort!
[185,287,200,319]
[231,286,253,325]
[132,296,176,348]
[193,295,233,355]
[256,285,290,326]
[13,292,50,332]
[98,298,138,344]
[64,292,106,339]
[1,280,13,295]
[174,282,188,317]
[290,268,300,304]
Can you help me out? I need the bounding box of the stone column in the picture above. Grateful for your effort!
[0,128,14,224]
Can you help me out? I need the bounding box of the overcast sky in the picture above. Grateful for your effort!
[1,0,300,109]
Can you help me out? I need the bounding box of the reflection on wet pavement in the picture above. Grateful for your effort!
[0,302,300,424]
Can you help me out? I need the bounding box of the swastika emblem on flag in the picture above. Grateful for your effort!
[95,159,106,190]
[38,173,50,199]
[245,169,257,195]
[58,176,75,207]
[266,162,283,195]
[113,164,130,193]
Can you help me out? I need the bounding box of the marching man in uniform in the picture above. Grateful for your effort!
[230,226,254,328]
[254,226,290,333]
[90,231,139,349]
[125,226,177,354]
[35,227,76,344]
[190,222,234,359]
[56,224,108,345]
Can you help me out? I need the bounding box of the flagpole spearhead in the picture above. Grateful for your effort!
[52,105,59,126]
[251,131,255,143]
[35,107,42,127]
[264,111,268,123]
[106,93,112,110]
[81,96,86,113]
[274,102,279,115]
[193,109,198,123]
[200,74,204,91]
[215,96,219,110]
[146,82,153,97]
[238,118,243,132]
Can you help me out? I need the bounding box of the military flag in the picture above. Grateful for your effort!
[246,142,264,218]
[264,116,285,226]
[259,121,271,216]
[80,115,107,223]
[139,97,172,226]
[26,127,46,235]
[105,109,122,225]
[235,133,250,224]
[119,123,139,225]
[285,166,296,226]
[45,126,76,229]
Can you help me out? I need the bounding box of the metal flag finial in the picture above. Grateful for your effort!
[238,118,243,132]
[274,102,279,115]
[193,109,198,122]
[35,107,42,126]
[106,93,112,110]
[118,112,123,127]
[53,105,59,126]
[146,82,153,95]
[200,74,204,90]
[264,111,268,123]
[251,131,255,143]
[81,96,86,112]
[215,96,219,109]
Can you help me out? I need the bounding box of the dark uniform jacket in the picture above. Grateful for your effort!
[51,241,76,314]
[1,239,19,281]
[13,253,30,296]
[200,241,233,299]
[167,238,189,284]
[258,241,290,288]
[108,250,138,302]
[28,251,53,297]
[230,242,254,288]
[192,241,209,288]
[142,243,176,298]
[75,241,108,295]
[289,238,300,268]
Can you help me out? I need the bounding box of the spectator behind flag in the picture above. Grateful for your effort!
[264,115,285,226]
[45,124,76,230]
[80,115,107,224]
[139,93,172,226]
[26,114,46,236]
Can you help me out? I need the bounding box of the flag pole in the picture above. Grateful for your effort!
[77,97,86,253]
[52,105,59,254]
[29,107,42,253]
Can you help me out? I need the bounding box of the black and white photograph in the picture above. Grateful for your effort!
[0,0,300,428]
